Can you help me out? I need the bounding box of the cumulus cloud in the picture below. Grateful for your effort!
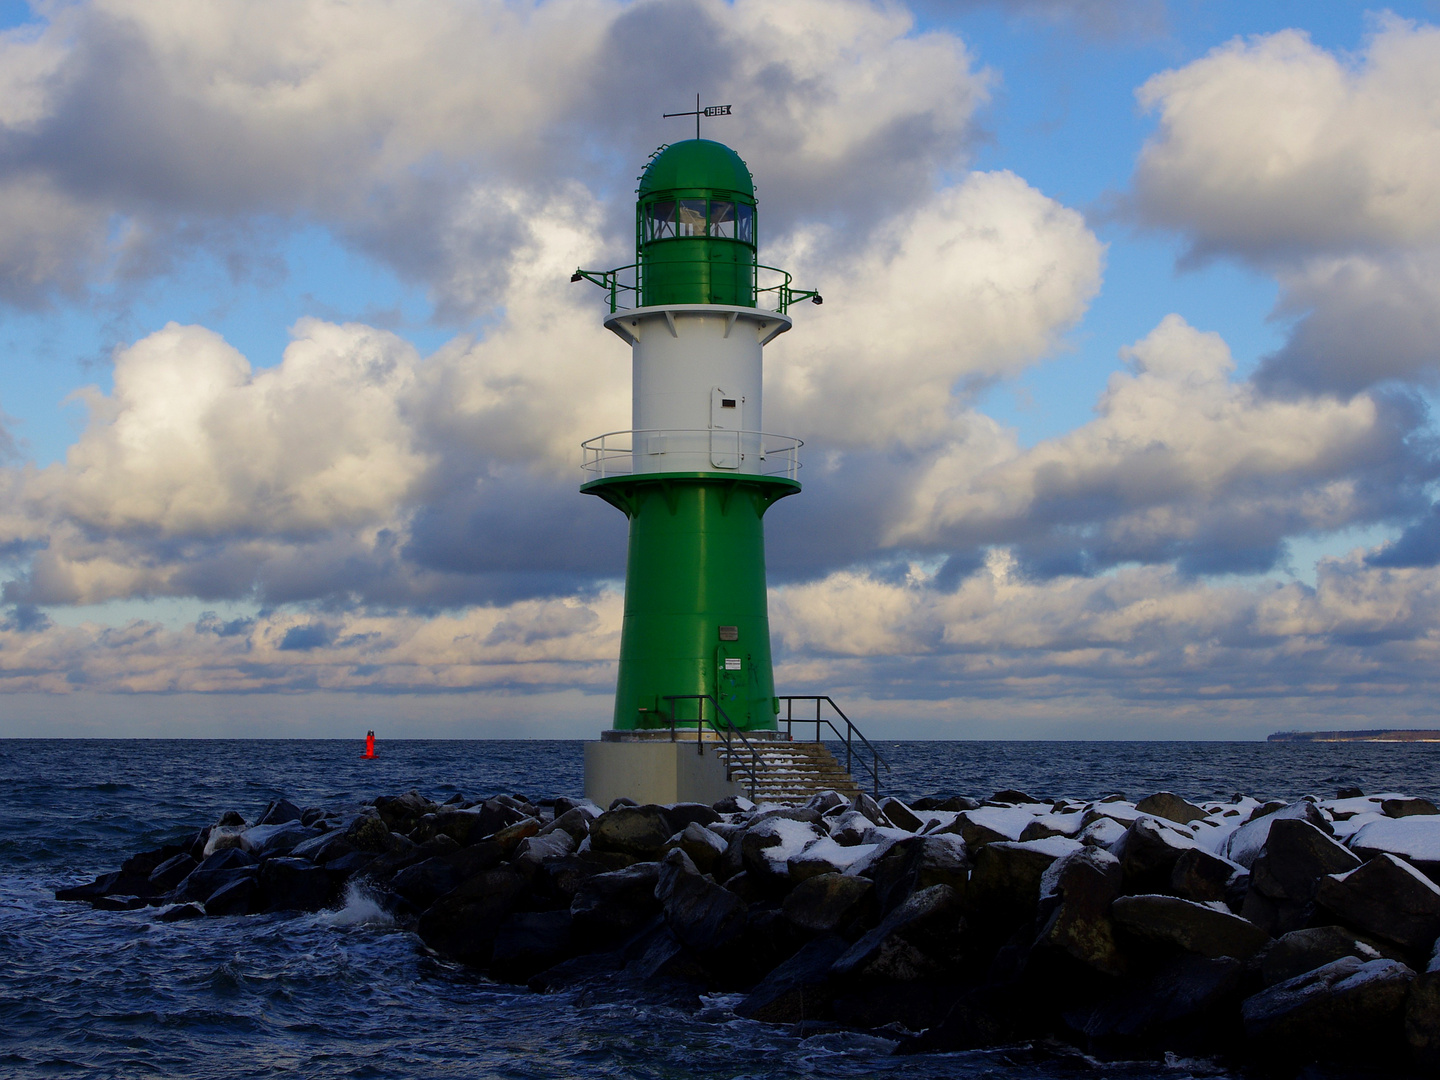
[0,0,988,313]
[1129,18,1440,395]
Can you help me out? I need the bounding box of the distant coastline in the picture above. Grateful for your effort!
[1267,729,1440,743]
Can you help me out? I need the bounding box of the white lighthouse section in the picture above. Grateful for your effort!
[582,304,801,479]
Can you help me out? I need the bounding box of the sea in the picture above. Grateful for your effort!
[4,737,1438,1080]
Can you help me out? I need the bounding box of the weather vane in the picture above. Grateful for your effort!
[663,94,732,140]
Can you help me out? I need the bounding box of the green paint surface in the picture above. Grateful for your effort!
[583,472,798,732]
[638,140,754,197]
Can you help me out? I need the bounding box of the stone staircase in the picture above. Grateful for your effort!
[717,739,863,804]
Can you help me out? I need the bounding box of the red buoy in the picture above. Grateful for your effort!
[363,730,376,758]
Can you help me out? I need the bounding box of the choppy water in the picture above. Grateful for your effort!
[4,738,1439,1079]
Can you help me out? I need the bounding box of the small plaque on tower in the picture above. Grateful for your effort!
[718,625,739,641]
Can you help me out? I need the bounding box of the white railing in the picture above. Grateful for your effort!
[581,428,803,480]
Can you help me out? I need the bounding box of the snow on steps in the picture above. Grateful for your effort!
[714,740,862,803]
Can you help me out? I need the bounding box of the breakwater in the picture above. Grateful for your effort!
[54,776,1440,1076]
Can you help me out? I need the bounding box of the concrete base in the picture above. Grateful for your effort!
[584,736,747,807]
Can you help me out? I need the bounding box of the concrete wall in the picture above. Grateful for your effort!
[584,739,742,807]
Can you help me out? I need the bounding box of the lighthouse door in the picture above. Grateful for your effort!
[714,645,750,727]
[710,387,742,469]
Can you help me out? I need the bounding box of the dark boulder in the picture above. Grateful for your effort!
[782,873,876,936]
[992,789,1040,805]
[1315,852,1440,952]
[589,805,674,860]
[968,840,1073,931]
[490,816,540,857]
[256,856,336,912]
[91,895,147,912]
[740,817,825,884]
[240,822,320,858]
[409,809,483,847]
[147,853,198,892]
[831,884,967,982]
[1225,802,1333,869]
[1260,926,1386,986]
[290,830,356,865]
[539,807,593,844]
[1067,954,1244,1055]
[665,822,728,875]
[1134,792,1208,825]
[157,902,206,922]
[204,875,259,916]
[343,812,393,854]
[416,865,528,965]
[878,797,924,833]
[535,854,607,903]
[1169,847,1238,905]
[734,934,850,1022]
[1251,819,1361,906]
[1241,955,1415,1064]
[475,796,532,838]
[1406,940,1440,1067]
[1111,817,1197,895]
[388,841,504,910]
[569,862,663,949]
[664,802,721,830]
[257,798,304,826]
[490,911,576,983]
[174,848,258,904]
[654,850,748,953]
[1111,894,1270,960]
[373,791,436,835]
[1034,847,1125,977]
[1382,797,1439,819]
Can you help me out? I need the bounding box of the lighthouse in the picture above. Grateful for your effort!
[575,128,820,806]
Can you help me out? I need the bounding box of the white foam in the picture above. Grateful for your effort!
[320,880,395,928]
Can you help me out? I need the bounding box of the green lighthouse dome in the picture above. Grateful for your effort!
[635,139,758,307]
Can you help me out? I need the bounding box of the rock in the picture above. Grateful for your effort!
[866,836,964,916]
[203,825,246,857]
[1077,817,1128,848]
[741,817,825,883]
[1251,819,1361,905]
[1225,802,1332,869]
[1382,797,1439,819]
[1112,895,1271,960]
[1338,786,1365,799]
[1068,955,1243,1054]
[782,873,876,935]
[665,822,727,875]
[569,862,663,949]
[734,934,850,1022]
[590,805,674,859]
[806,790,849,814]
[831,884,966,981]
[1261,926,1385,986]
[373,791,436,835]
[1316,853,1440,952]
[655,849,748,953]
[711,794,755,815]
[535,854,607,902]
[174,848,258,904]
[1110,817,1198,895]
[1241,956,1415,1063]
[410,809,483,847]
[1034,846,1125,976]
[290,830,356,865]
[663,802,721,830]
[1134,792,1209,825]
[91,895,147,912]
[416,866,528,965]
[878,797,924,833]
[344,812,393,853]
[389,841,505,910]
[992,789,1040,805]
[256,856,336,912]
[147,853,198,892]
[239,822,320,858]
[1406,939,1440,1067]
[490,911,575,983]
[256,798,304,826]
[475,797,532,838]
[788,837,882,883]
[157,902,206,922]
[827,810,876,846]
[1169,848,1239,905]
[490,816,540,856]
[204,874,259,916]
[514,830,575,868]
[720,870,764,904]
[849,791,889,826]
[539,807,592,844]
[1349,815,1440,882]
[968,839,1077,930]
[322,850,375,878]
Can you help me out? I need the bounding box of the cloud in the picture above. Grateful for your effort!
[1128,19,1440,396]
[878,316,1434,576]
[0,0,990,314]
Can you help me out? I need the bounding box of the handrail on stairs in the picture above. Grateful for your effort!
[661,694,761,802]
[777,695,891,798]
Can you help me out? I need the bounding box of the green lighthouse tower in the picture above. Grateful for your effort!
[576,134,819,804]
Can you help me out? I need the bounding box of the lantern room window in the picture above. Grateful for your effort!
[677,199,707,237]
[646,201,676,241]
[709,201,736,238]
[736,204,754,244]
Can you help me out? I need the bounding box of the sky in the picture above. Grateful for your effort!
[2,0,1440,739]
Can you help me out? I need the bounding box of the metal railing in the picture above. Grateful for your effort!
[570,263,820,315]
[778,696,890,798]
[581,429,802,480]
[662,694,761,801]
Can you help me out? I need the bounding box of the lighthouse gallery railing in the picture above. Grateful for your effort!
[571,263,819,315]
[582,429,802,480]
